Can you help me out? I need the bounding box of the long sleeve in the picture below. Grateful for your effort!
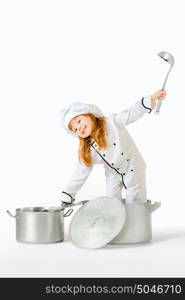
[114,95,153,127]
[60,160,93,203]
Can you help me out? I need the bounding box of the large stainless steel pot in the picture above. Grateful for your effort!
[69,197,161,249]
[7,200,87,244]
[110,199,161,244]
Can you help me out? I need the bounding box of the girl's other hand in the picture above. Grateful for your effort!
[151,90,167,109]
[151,90,166,102]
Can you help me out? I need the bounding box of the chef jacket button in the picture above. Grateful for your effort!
[127,158,130,161]
[131,169,133,172]
[123,173,125,175]
[94,144,97,147]
[121,152,124,155]
[117,168,120,170]
[111,163,114,166]
[113,143,116,146]
[103,154,106,157]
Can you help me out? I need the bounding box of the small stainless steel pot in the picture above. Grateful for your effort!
[7,200,87,244]
[7,206,73,244]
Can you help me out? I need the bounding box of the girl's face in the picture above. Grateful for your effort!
[69,115,94,138]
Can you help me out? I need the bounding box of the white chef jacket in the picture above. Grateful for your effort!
[61,96,153,203]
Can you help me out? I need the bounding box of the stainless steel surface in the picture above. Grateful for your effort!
[7,198,160,246]
[110,200,161,244]
[69,196,126,249]
[155,51,175,114]
[7,206,73,244]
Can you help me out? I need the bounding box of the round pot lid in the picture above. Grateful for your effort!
[69,196,126,249]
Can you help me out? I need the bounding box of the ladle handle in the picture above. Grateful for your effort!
[155,66,173,114]
[155,99,163,114]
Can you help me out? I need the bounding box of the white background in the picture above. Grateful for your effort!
[0,0,185,277]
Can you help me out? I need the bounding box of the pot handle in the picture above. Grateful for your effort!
[150,201,161,213]
[7,210,16,218]
[64,209,73,217]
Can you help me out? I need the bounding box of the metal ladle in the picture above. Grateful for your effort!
[155,51,175,114]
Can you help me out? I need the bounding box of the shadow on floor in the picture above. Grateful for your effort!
[106,229,185,249]
[65,229,185,249]
[152,230,185,243]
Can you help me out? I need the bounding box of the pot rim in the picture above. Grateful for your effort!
[15,206,65,213]
[122,199,152,205]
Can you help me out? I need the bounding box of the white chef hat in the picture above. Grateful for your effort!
[57,101,104,136]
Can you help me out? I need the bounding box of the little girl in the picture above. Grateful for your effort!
[58,90,166,204]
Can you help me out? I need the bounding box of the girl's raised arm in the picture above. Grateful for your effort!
[114,90,166,127]
[114,95,153,127]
